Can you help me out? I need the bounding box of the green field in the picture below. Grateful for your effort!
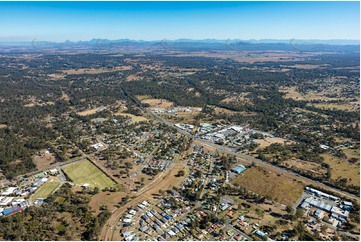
[62,159,115,189]
[31,180,60,199]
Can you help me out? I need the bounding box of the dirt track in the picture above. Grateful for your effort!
[100,162,187,241]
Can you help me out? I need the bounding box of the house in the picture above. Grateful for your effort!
[139,226,149,232]
[226,210,234,218]
[255,230,267,238]
[219,203,230,211]
[91,143,104,150]
[49,168,58,175]
[123,219,132,224]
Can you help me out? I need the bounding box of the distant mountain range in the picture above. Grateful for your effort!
[0,38,359,46]
[0,38,359,53]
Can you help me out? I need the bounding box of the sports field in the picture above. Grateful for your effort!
[31,180,61,199]
[62,159,115,189]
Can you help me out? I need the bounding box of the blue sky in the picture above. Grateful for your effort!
[0,1,359,41]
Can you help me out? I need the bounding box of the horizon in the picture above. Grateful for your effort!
[0,1,359,42]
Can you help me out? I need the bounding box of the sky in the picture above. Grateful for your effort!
[0,1,359,42]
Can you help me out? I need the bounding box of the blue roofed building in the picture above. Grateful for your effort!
[231,164,247,174]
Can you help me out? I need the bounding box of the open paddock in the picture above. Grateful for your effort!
[114,112,148,123]
[322,153,360,186]
[232,166,305,206]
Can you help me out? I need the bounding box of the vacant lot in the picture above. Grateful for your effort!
[62,159,115,189]
[343,148,360,160]
[322,153,360,186]
[32,151,55,171]
[61,66,132,75]
[232,166,305,206]
[141,98,174,110]
[31,178,61,200]
[77,106,106,116]
[114,112,148,123]
[254,137,291,150]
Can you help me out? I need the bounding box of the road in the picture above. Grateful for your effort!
[100,159,186,241]
[148,111,359,201]
[99,87,359,240]
[225,223,253,241]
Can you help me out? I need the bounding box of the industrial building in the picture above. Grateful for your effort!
[231,164,247,174]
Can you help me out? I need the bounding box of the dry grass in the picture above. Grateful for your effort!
[343,148,360,160]
[61,66,132,75]
[77,107,106,116]
[141,98,174,109]
[281,87,342,101]
[254,137,292,150]
[48,73,65,80]
[0,124,7,129]
[135,95,152,101]
[126,74,143,81]
[232,166,305,206]
[286,64,329,69]
[33,151,56,171]
[314,102,359,111]
[322,153,360,186]
[89,191,128,215]
[114,112,147,123]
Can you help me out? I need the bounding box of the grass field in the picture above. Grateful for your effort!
[62,159,115,189]
[322,153,360,186]
[232,166,305,206]
[31,179,61,199]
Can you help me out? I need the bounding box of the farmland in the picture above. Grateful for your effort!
[62,159,115,189]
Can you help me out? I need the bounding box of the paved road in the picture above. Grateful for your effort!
[148,111,359,201]
[225,223,253,241]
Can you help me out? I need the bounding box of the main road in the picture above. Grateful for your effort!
[146,109,359,202]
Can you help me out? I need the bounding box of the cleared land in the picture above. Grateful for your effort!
[314,102,359,111]
[322,153,360,186]
[77,106,106,116]
[141,98,174,109]
[254,137,291,150]
[32,151,55,171]
[31,178,61,199]
[60,66,132,75]
[232,166,305,206]
[114,112,147,123]
[62,159,115,189]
